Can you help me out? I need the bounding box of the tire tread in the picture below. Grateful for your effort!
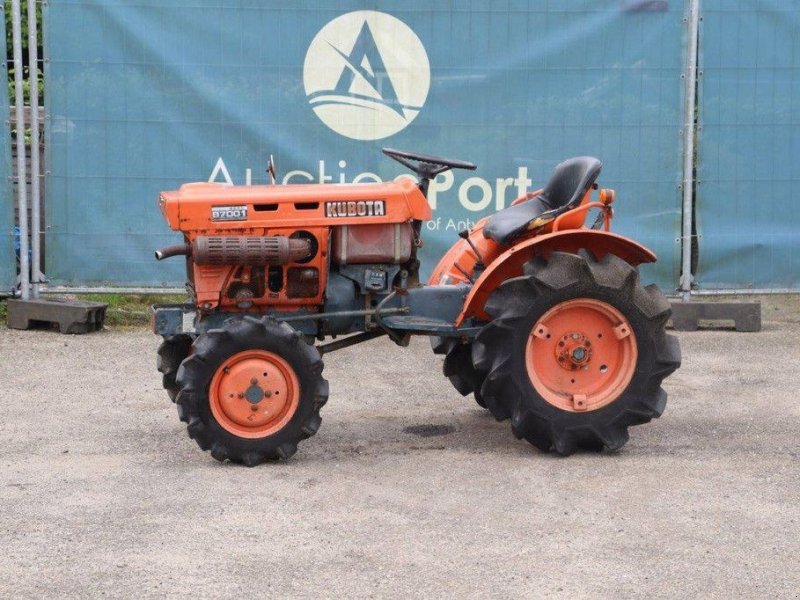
[474,251,680,455]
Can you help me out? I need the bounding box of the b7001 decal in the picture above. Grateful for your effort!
[211,205,248,221]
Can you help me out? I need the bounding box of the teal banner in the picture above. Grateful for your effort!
[696,0,800,289]
[44,1,685,288]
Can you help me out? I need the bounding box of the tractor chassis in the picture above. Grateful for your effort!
[151,283,482,352]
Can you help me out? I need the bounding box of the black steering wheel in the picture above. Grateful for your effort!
[382,148,476,193]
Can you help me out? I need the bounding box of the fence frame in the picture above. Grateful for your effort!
[5,0,796,297]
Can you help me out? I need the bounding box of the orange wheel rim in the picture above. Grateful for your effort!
[209,350,300,439]
[525,298,638,412]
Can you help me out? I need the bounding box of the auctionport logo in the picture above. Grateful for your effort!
[303,11,430,141]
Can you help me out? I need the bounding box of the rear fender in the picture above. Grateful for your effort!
[428,217,503,286]
[454,229,657,325]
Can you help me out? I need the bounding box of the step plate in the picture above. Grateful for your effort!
[381,314,480,337]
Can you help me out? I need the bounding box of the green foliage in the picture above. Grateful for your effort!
[8,66,43,105]
[81,294,188,326]
[4,0,41,55]
[5,0,44,105]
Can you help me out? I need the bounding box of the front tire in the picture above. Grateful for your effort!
[175,316,328,465]
[157,334,194,402]
[473,251,681,455]
[430,337,487,408]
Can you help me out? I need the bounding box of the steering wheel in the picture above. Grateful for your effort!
[382,147,477,181]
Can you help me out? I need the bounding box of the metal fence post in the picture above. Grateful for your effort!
[11,0,29,300]
[670,0,762,330]
[679,0,700,300]
[27,0,41,298]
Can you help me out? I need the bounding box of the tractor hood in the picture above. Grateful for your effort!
[158,178,431,232]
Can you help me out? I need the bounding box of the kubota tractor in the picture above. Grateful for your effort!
[152,149,681,465]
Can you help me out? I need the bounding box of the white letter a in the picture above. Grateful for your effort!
[209,157,234,185]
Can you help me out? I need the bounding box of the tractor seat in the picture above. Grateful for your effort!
[483,156,602,246]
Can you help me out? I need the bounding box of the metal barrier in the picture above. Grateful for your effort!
[694,0,800,291]
[0,0,793,294]
[5,0,42,298]
[40,1,685,289]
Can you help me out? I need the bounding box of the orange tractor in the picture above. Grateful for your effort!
[153,149,680,465]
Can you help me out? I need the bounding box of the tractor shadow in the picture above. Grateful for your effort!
[299,406,564,463]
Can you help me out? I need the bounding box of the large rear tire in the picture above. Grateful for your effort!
[175,316,328,465]
[473,251,681,455]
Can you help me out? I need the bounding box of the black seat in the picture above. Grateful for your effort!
[483,156,602,246]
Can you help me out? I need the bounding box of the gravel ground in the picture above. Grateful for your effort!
[0,298,798,598]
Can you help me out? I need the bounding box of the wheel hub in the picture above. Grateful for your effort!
[526,298,638,412]
[244,381,265,404]
[556,332,592,370]
[209,350,300,439]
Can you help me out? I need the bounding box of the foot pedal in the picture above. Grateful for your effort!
[6,298,108,334]
[669,301,761,332]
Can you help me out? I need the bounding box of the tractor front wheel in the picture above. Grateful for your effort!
[473,251,681,455]
[175,316,328,465]
[157,334,194,420]
[430,337,487,408]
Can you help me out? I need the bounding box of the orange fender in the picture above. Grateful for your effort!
[454,229,657,326]
[428,217,502,287]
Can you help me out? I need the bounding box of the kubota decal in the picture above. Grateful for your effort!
[325,200,386,218]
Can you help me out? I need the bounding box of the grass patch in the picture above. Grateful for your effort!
[81,293,188,326]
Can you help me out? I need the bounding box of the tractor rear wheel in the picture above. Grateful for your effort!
[430,337,487,408]
[473,251,681,455]
[175,316,328,465]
